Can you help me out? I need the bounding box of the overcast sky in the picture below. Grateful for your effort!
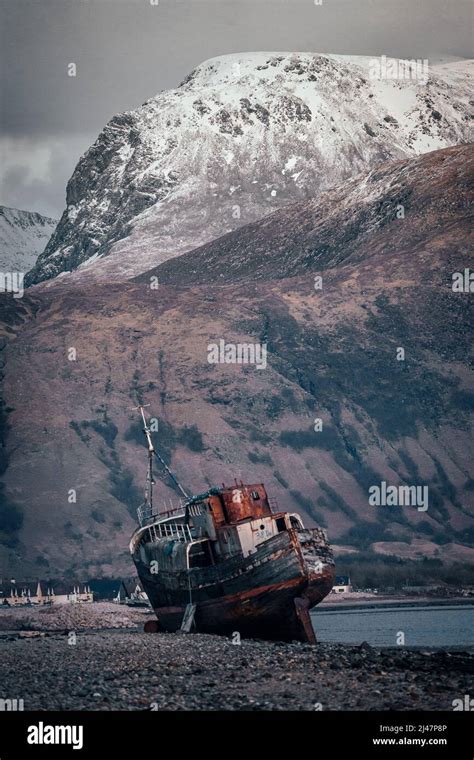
[1,0,472,218]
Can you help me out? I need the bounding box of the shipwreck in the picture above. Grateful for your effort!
[129,406,335,643]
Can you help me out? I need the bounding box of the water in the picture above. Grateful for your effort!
[311,604,474,648]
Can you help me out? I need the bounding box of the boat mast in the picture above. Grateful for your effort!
[134,405,189,506]
[143,405,156,509]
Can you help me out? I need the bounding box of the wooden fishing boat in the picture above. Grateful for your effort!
[130,407,335,643]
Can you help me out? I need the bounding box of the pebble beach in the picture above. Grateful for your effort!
[0,603,472,711]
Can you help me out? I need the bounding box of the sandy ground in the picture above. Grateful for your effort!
[0,602,472,711]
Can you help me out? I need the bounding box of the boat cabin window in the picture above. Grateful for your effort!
[289,515,303,529]
[276,517,286,533]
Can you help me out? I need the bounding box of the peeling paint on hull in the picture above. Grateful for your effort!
[133,529,335,643]
[154,572,334,642]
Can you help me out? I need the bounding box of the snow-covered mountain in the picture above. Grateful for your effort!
[26,53,472,286]
[0,206,57,272]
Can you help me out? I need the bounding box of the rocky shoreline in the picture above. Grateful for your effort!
[0,603,472,711]
[0,601,150,632]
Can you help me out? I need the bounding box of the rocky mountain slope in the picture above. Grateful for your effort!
[25,53,472,286]
[140,144,474,286]
[0,206,57,272]
[1,146,473,577]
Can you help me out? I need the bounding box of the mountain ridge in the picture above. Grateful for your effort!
[138,144,474,287]
[0,206,57,273]
[25,52,473,287]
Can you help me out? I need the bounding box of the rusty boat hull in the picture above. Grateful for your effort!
[131,527,335,643]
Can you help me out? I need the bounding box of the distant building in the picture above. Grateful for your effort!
[48,582,93,605]
[331,576,352,594]
[0,580,93,606]
[0,581,40,606]
[402,584,443,595]
[114,579,147,604]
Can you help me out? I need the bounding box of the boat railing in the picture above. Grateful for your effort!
[147,521,194,543]
[137,499,186,527]
[138,493,280,526]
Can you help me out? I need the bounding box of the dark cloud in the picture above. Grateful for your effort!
[1,164,62,219]
[0,135,94,218]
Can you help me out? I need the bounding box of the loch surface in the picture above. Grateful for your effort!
[311,604,474,647]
